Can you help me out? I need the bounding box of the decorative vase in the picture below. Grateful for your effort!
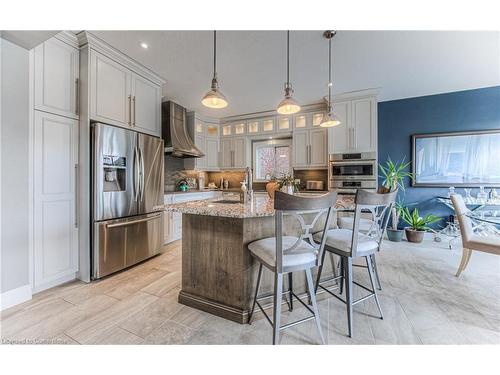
[387,228,404,242]
[281,185,294,195]
[405,228,425,243]
[266,181,279,199]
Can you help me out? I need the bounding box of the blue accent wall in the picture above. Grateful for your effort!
[378,86,500,228]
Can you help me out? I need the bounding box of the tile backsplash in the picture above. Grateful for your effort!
[293,169,328,191]
[164,155,206,192]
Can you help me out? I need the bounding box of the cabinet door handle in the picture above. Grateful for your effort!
[74,164,78,228]
[128,95,132,126]
[133,96,136,126]
[75,78,79,115]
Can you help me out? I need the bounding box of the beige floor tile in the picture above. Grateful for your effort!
[119,296,182,338]
[85,326,144,345]
[140,271,181,297]
[142,321,195,344]
[1,298,74,338]
[7,294,118,341]
[105,268,169,300]
[65,292,158,344]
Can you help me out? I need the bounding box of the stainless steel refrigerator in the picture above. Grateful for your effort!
[91,123,164,279]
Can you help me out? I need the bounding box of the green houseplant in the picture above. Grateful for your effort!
[379,158,414,241]
[400,207,440,243]
[276,174,299,195]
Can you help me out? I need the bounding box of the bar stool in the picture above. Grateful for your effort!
[313,189,396,337]
[247,190,337,345]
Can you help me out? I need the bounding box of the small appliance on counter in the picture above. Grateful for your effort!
[306,180,324,191]
[177,179,189,191]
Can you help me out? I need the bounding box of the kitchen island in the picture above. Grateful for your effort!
[166,193,354,323]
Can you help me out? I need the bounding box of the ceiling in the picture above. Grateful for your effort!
[91,30,500,118]
[1,30,59,50]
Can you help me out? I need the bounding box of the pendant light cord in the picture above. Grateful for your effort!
[286,30,290,85]
[328,34,332,105]
[213,30,217,76]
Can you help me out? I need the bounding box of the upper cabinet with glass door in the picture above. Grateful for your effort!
[261,117,276,133]
[277,116,292,132]
[247,120,260,135]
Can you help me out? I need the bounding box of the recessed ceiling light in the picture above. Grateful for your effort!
[140,42,149,49]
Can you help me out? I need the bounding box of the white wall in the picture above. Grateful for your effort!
[0,38,30,296]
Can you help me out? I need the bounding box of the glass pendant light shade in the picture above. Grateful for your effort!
[277,31,300,114]
[277,84,300,114]
[202,31,228,109]
[202,77,228,108]
[320,30,341,128]
[320,110,341,127]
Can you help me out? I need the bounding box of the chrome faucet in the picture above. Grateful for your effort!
[245,167,253,193]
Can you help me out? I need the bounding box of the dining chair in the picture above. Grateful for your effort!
[451,194,500,276]
[247,190,337,345]
[313,189,397,337]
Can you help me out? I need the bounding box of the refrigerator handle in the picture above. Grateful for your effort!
[139,146,145,202]
[133,145,140,201]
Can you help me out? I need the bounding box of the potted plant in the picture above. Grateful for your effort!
[276,174,299,195]
[379,158,414,241]
[400,207,440,243]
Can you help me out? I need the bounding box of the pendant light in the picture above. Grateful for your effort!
[320,30,341,127]
[277,30,300,115]
[202,30,228,109]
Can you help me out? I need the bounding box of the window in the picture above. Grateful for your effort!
[253,139,292,181]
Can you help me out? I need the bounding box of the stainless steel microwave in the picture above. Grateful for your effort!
[329,152,377,179]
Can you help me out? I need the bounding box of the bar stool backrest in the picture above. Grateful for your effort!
[274,190,338,273]
[350,189,397,258]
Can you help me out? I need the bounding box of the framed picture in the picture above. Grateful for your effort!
[412,129,500,187]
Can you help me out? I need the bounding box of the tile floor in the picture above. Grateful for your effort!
[1,237,499,345]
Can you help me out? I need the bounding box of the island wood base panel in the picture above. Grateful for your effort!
[178,213,336,323]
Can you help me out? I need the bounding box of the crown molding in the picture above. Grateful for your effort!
[76,31,166,86]
[54,31,79,48]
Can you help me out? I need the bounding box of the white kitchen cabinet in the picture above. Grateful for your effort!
[89,49,162,136]
[164,192,215,243]
[233,137,247,168]
[205,138,219,169]
[195,135,206,169]
[309,128,328,167]
[131,72,162,136]
[293,130,309,168]
[90,50,131,127]
[328,96,377,154]
[329,100,351,153]
[33,111,79,292]
[220,137,247,169]
[34,36,79,119]
[351,97,376,152]
[220,137,233,169]
[293,128,327,169]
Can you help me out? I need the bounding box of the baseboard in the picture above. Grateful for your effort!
[0,284,32,311]
[32,272,76,294]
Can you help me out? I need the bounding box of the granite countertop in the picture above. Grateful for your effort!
[165,194,355,219]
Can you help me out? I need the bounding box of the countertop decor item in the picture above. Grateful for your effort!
[277,31,300,115]
[177,179,189,192]
[276,174,299,195]
[266,180,279,199]
[400,207,440,243]
[320,30,341,128]
[201,30,228,109]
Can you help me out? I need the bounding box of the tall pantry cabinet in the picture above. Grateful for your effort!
[31,32,80,292]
